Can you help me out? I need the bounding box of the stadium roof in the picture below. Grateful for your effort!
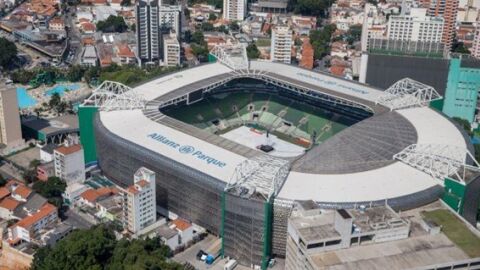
[98,61,471,207]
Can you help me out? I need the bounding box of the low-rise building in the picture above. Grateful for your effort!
[171,218,193,245]
[285,202,410,270]
[48,17,64,31]
[63,182,89,207]
[37,162,55,181]
[78,187,117,208]
[7,203,58,245]
[54,143,85,184]
[81,45,98,67]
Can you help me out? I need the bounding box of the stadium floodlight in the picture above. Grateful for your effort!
[394,144,480,183]
[226,155,290,200]
[376,78,442,110]
[210,43,249,71]
[82,81,146,111]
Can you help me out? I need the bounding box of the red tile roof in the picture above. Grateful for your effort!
[13,185,32,199]
[0,197,21,211]
[55,144,82,155]
[80,187,116,203]
[0,187,10,200]
[172,218,192,231]
[16,203,57,229]
[300,40,314,70]
[330,65,345,77]
[116,44,135,58]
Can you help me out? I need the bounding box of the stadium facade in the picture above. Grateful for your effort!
[79,55,478,269]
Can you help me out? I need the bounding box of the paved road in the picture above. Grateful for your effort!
[64,209,96,229]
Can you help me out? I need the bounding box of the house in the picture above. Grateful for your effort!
[40,143,56,162]
[171,218,194,245]
[158,224,180,251]
[63,182,89,207]
[0,197,21,219]
[95,196,122,221]
[79,22,96,34]
[299,39,314,69]
[115,44,136,65]
[37,161,55,182]
[8,203,58,245]
[78,187,118,208]
[48,16,64,31]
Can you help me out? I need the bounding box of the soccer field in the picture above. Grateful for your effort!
[221,126,306,157]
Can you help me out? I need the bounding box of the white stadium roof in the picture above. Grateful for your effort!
[98,60,471,205]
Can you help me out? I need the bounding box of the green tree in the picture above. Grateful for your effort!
[0,37,17,69]
[10,69,35,84]
[208,12,217,21]
[191,31,206,45]
[310,24,336,59]
[96,15,128,33]
[346,24,362,45]
[120,0,130,6]
[66,65,84,82]
[229,21,240,31]
[200,22,214,31]
[246,44,261,59]
[32,225,182,270]
[290,0,329,16]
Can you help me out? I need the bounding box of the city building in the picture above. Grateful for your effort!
[163,32,181,67]
[63,182,90,207]
[7,203,58,244]
[54,143,85,184]
[472,21,480,58]
[37,162,55,181]
[159,5,181,35]
[419,0,459,50]
[48,17,64,31]
[223,0,246,21]
[0,83,24,151]
[387,8,444,43]
[270,26,292,64]
[285,202,410,270]
[136,0,160,65]
[81,45,98,67]
[122,167,156,234]
[171,218,193,245]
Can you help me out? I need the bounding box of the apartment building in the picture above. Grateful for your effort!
[8,203,58,244]
[0,83,23,150]
[54,143,85,184]
[159,5,181,35]
[163,32,181,66]
[122,167,156,234]
[388,8,444,43]
[271,26,292,64]
[223,0,247,21]
[419,0,459,50]
[136,0,160,65]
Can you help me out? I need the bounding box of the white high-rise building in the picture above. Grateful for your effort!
[271,26,292,64]
[159,5,181,35]
[163,32,181,67]
[53,142,85,184]
[223,0,247,21]
[472,22,480,58]
[387,8,444,43]
[136,0,160,65]
[122,167,156,234]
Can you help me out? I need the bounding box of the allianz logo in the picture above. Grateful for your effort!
[147,133,227,168]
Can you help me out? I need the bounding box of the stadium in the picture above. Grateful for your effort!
[82,46,475,269]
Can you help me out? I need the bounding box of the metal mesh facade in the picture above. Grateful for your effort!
[271,199,293,257]
[94,115,225,233]
[223,192,270,268]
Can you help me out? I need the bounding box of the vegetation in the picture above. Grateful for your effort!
[120,0,131,6]
[48,93,69,114]
[422,209,480,257]
[96,15,128,33]
[310,24,336,59]
[0,37,18,69]
[98,64,181,86]
[32,225,182,270]
[246,44,261,59]
[188,0,222,9]
[345,24,362,45]
[189,31,209,62]
[288,0,331,17]
[208,12,217,21]
[452,41,471,54]
[32,176,66,209]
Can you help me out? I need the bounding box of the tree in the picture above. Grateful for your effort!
[0,37,17,69]
[208,12,217,21]
[120,0,130,6]
[96,15,128,33]
[290,0,330,16]
[191,31,206,45]
[346,24,362,45]
[66,65,84,82]
[452,41,471,54]
[246,44,261,59]
[200,22,214,32]
[32,225,183,270]
[130,23,136,32]
[229,21,240,31]
[49,93,62,109]
[310,24,336,59]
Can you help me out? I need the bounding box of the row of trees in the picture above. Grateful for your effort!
[96,15,128,33]
[0,37,18,69]
[32,225,183,270]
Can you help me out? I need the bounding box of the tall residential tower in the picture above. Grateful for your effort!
[136,0,160,65]
[270,26,293,64]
